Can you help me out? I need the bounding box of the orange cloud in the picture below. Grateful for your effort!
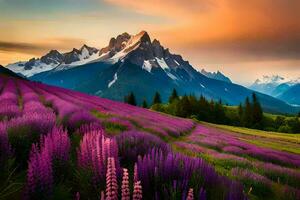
[104,0,214,20]
[105,0,300,62]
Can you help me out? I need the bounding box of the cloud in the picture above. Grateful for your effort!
[105,0,300,62]
[0,41,45,54]
[104,0,215,19]
[0,38,86,55]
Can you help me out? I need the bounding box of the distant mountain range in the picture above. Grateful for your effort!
[5,31,299,114]
[6,44,99,77]
[250,75,300,105]
[277,84,300,106]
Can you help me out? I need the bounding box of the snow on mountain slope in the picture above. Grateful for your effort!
[6,45,99,77]
[108,73,118,88]
[6,60,59,77]
[250,75,300,97]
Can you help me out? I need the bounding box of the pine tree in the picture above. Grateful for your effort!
[142,99,148,108]
[243,97,252,127]
[126,92,136,106]
[238,103,243,125]
[252,93,263,128]
[169,88,179,103]
[198,95,209,120]
[152,92,162,105]
[176,95,190,117]
[214,100,226,124]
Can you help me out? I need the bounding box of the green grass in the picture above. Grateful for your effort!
[91,110,111,119]
[103,121,128,135]
[203,122,300,144]
[240,138,300,154]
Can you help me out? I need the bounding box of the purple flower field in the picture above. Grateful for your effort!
[0,75,299,200]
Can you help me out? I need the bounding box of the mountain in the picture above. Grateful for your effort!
[278,84,300,106]
[250,75,300,104]
[8,31,298,114]
[200,69,232,83]
[250,75,286,95]
[270,83,291,97]
[6,44,99,77]
[0,65,24,78]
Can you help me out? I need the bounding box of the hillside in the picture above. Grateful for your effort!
[0,74,300,200]
[0,65,24,78]
[278,84,300,106]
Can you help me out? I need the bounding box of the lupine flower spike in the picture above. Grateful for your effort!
[121,168,130,200]
[105,157,118,200]
[186,188,194,200]
[133,181,142,200]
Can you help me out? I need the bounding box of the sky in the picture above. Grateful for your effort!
[0,0,300,86]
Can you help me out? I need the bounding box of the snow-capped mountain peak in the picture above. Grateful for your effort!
[40,50,64,65]
[253,75,285,86]
[99,31,151,63]
[261,75,285,85]
[250,75,300,97]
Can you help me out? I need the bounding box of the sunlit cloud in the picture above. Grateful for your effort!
[0,38,86,54]
[105,0,300,62]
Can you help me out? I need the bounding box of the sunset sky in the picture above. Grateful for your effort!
[0,0,299,85]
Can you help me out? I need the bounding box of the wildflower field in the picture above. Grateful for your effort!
[0,75,299,200]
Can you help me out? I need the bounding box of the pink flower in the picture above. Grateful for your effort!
[133,181,142,200]
[121,168,130,200]
[186,188,194,200]
[134,163,138,183]
[105,157,118,200]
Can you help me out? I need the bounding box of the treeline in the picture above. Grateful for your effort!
[124,90,300,134]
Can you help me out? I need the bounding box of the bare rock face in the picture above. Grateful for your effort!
[152,39,164,58]
[80,44,99,55]
[63,48,81,64]
[99,32,131,56]
[24,58,36,70]
[41,50,64,65]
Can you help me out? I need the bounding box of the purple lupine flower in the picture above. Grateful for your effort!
[8,110,56,135]
[136,148,245,199]
[26,144,53,199]
[106,117,134,130]
[105,157,118,200]
[67,110,98,130]
[231,168,272,186]
[40,126,71,163]
[77,129,118,184]
[0,122,12,164]
[116,130,170,163]
[121,168,130,200]
[133,181,142,200]
[76,122,103,135]
[0,80,21,119]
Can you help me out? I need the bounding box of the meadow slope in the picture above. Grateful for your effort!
[0,74,299,200]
